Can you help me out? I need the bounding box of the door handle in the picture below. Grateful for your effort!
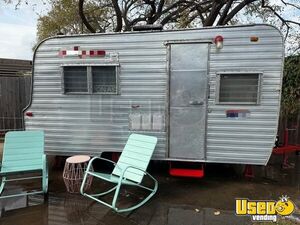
[189,100,204,105]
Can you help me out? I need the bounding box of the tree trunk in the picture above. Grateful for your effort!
[78,0,96,33]
[111,0,123,32]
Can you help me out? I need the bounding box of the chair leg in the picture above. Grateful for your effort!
[82,177,158,213]
[81,174,120,210]
[113,176,158,213]
[111,179,123,210]
[0,174,46,199]
[126,178,158,212]
[89,186,117,197]
[0,177,6,195]
[42,170,48,202]
[42,155,48,194]
[80,169,90,195]
[80,164,158,213]
[81,171,118,199]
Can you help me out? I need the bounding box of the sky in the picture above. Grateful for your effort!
[0,1,48,60]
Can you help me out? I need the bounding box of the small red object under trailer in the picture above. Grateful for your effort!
[169,162,205,178]
[273,145,300,154]
[272,128,300,168]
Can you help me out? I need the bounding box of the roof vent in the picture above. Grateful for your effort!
[132,24,163,31]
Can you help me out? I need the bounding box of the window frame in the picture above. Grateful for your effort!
[91,66,118,95]
[215,72,262,105]
[62,66,89,94]
[61,64,119,95]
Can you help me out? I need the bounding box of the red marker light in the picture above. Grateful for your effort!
[214,35,224,49]
[25,112,33,117]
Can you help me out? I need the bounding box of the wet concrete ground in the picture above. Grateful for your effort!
[0,146,299,225]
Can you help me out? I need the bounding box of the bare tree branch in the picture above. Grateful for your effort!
[161,3,193,25]
[161,0,189,14]
[184,12,200,26]
[78,0,96,33]
[144,0,157,24]
[157,0,165,15]
[111,0,123,32]
[223,0,258,24]
[74,0,299,44]
[280,0,300,11]
[15,0,21,9]
[262,0,300,41]
[195,2,213,24]
[217,0,234,25]
[204,0,225,26]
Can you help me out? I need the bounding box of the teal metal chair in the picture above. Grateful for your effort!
[80,134,158,213]
[0,131,48,199]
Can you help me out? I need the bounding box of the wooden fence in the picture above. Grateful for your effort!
[0,75,31,131]
[0,58,32,76]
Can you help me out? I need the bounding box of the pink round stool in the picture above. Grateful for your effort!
[63,155,93,193]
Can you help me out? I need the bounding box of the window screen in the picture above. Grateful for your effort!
[92,66,117,93]
[218,73,260,104]
[64,67,88,93]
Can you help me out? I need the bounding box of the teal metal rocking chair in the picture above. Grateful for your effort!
[80,134,158,213]
[0,131,48,199]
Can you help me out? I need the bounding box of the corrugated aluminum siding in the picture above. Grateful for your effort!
[25,25,283,165]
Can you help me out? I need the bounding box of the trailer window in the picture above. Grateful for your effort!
[92,66,117,93]
[64,67,88,93]
[62,65,118,95]
[217,73,260,104]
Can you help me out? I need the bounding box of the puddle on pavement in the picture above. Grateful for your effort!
[0,193,250,225]
[166,206,248,225]
[0,153,299,225]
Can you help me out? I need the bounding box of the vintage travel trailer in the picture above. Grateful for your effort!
[24,24,284,168]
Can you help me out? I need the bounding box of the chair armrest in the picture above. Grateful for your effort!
[121,165,145,176]
[43,155,48,173]
[89,156,117,166]
[120,165,156,184]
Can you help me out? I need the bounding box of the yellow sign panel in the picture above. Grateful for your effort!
[235,196,295,222]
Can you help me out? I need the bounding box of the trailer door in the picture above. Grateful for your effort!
[169,43,208,159]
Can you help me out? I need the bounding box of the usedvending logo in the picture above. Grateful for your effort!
[235,196,295,222]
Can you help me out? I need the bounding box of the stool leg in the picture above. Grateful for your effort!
[63,159,94,194]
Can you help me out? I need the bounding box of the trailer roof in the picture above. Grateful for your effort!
[43,23,282,42]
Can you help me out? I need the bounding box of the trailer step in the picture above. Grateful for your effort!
[169,163,204,178]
